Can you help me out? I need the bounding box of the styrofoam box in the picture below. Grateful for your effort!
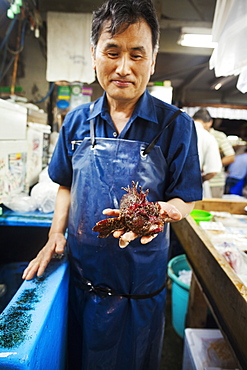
[0,99,27,140]
[182,328,239,370]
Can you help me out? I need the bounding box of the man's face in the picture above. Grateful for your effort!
[91,20,156,105]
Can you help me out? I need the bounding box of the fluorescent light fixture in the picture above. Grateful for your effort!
[210,76,236,91]
[227,135,239,141]
[178,27,217,49]
[214,82,222,90]
[227,135,243,146]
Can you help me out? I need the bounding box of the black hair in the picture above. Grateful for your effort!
[91,0,160,53]
[193,108,212,123]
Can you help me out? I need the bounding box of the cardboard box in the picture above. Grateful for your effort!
[182,328,239,370]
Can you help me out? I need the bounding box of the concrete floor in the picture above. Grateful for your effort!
[160,286,184,370]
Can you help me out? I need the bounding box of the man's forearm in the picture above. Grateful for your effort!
[49,185,71,236]
[202,172,216,182]
[222,155,235,166]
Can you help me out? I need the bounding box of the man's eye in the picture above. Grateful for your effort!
[132,55,142,59]
[108,52,118,57]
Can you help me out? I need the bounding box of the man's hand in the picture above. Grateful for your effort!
[103,202,182,248]
[22,233,66,280]
[157,201,182,223]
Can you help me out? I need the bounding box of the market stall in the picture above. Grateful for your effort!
[172,198,247,369]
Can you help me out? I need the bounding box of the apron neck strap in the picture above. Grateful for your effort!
[90,102,183,154]
[90,102,96,147]
[142,109,183,155]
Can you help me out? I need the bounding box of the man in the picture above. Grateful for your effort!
[194,108,235,198]
[22,0,202,368]
[225,147,247,195]
[193,109,222,197]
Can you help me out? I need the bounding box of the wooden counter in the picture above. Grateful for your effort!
[172,198,247,370]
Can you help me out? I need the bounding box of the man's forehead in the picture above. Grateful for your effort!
[100,19,150,37]
[98,20,152,46]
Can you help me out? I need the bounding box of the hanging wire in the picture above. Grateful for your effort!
[32,82,55,104]
[7,18,27,54]
[0,18,27,83]
[0,56,15,83]
[0,17,18,52]
[0,0,45,92]
[0,43,8,77]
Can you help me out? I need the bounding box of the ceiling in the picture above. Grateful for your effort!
[0,0,246,108]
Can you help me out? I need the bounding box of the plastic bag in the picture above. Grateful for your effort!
[178,269,192,286]
[30,181,59,213]
[3,193,38,213]
[217,245,247,286]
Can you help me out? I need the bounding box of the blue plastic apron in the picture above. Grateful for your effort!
[67,110,180,369]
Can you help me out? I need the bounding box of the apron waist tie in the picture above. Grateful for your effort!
[73,275,167,299]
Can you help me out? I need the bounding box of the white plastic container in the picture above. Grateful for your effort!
[0,99,27,140]
[26,122,51,187]
[182,328,239,370]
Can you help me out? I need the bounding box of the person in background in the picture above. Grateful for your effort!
[193,110,222,198]
[225,146,247,195]
[194,108,235,198]
[22,0,202,369]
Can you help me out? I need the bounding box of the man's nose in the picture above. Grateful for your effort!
[115,55,131,75]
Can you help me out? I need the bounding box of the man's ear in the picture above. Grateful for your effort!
[150,52,157,76]
[91,45,96,70]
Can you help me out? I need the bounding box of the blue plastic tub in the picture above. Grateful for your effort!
[167,254,191,338]
[0,257,69,369]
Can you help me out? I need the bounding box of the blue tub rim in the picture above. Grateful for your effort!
[167,254,190,291]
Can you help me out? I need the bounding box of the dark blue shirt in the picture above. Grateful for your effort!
[49,89,202,202]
